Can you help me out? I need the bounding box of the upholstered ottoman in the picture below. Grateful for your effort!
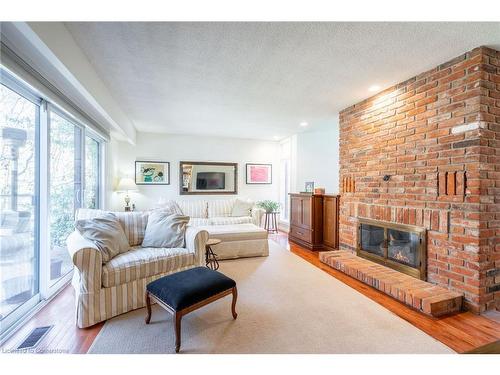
[145,267,237,353]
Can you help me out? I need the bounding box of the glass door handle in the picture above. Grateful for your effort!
[75,189,81,204]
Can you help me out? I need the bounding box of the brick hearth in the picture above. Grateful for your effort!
[338,46,500,313]
[320,251,463,316]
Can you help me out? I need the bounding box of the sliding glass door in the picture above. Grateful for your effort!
[48,111,82,286]
[0,81,40,333]
[1,68,105,338]
[84,135,100,209]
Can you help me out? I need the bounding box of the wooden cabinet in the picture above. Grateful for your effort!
[289,193,323,250]
[290,194,312,229]
[288,193,339,251]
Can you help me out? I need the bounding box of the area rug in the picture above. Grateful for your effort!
[88,240,454,354]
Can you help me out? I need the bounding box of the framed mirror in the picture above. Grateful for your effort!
[179,161,238,195]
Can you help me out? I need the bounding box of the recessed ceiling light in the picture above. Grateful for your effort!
[369,85,381,92]
[300,122,309,127]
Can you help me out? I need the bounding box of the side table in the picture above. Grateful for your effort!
[205,238,221,270]
[264,212,279,233]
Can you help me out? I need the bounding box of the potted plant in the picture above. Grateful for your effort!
[256,200,281,213]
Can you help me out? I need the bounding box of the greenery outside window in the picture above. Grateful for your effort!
[0,67,105,338]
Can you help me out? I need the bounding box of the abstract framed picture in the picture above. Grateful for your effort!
[246,163,272,184]
[135,161,170,185]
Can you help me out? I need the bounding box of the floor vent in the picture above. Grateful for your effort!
[16,326,53,350]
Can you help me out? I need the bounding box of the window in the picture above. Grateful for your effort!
[0,68,105,337]
[279,139,291,222]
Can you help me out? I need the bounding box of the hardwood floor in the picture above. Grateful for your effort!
[2,231,499,354]
[1,286,103,354]
[270,232,500,354]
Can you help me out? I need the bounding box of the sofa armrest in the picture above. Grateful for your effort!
[185,226,209,266]
[67,231,102,293]
[251,207,265,227]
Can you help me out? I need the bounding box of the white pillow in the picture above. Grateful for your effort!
[75,213,130,263]
[142,212,190,248]
[231,199,254,217]
[154,200,183,215]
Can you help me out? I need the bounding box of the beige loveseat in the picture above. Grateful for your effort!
[161,199,269,259]
[67,209,209,328]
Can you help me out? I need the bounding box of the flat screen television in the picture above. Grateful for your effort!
[196,172,225,190]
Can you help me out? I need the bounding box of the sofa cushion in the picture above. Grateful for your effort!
[142,213,189,248]
[198,223,268,241]
[231,199,254,217]
[102,246,196,288]
[207,199,235,218]
[177,200,208,218]
[76,208,107,220]
[114,211,149,247]
[188,217,211,226]
[76,209,148,247]
[153,200,183,215]
[209,216,253,225]
[75,213,130,263]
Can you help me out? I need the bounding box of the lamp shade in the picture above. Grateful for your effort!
[116,177,137,192]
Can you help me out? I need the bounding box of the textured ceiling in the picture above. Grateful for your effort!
[65,22,500,141]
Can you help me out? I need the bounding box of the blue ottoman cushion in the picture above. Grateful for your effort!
[146,267,236,311]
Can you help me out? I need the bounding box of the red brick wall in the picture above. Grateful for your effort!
[338,46,500,313]
[481,48,500,311]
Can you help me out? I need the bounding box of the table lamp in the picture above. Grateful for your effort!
[116,177,138,211]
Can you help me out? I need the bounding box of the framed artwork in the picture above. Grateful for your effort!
[304,181,314,193]
[246,163,272,184]
[135,161,170,185]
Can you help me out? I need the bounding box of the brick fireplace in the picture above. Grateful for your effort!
[338,46,500,313]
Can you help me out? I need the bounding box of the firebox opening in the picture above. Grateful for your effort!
[357,218,426,280]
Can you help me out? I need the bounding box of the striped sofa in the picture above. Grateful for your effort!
[162,199,269,260]
[166,199,265,227]
[67,209,209,328]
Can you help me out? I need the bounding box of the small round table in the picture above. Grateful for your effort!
[205,238,221,270]
[264,212,279,234]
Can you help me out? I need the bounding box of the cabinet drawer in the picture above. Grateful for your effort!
[290,225,312,243]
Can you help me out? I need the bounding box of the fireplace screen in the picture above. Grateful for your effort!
[388,229,420,268]
[357,219,426,280]
[360,224,385,257]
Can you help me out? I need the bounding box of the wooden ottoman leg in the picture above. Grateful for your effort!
[231,286,238,319]
[145,291,152,324]
[174,312,182,353]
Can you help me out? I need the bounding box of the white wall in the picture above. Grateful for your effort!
[107,132,280,211]
[293,122,339,194]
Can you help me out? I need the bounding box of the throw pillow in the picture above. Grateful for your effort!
[142,212,190,248]
[75,213,130,263]
[231,198,254,217]
[154,200,183,215]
